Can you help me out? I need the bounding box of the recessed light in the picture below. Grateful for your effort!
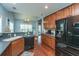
[45,5,48,9]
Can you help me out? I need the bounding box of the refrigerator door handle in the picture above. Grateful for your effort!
[68,31,72,36]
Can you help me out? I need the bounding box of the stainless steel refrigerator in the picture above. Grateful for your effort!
[55,16,79,48]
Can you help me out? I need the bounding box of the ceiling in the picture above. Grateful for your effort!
[2,3,72,21]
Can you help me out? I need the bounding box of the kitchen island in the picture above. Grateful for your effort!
[0,36,24,56]
[41,34,55,56]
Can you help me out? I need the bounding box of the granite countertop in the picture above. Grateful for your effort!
[0,36,23,55]
[2,36,23,42]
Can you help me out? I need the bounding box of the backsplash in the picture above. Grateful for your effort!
[0,32,33,40]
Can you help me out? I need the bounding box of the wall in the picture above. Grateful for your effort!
[0,4,14,33]
[32,20,38,35]
[14,19,24,32]
[14,19,33,32]
[32,20,36,34]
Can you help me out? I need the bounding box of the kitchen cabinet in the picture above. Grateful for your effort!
[56,11,61,20]
[41,34,55,56]
[2,38,24,56]
[44,4,79,29]
[74,4,79,16]
[68,6,72,17]
[63,8,70,18]
[71,4,75,16]
[11,38,24,56]
[41,34,55,49]
[44,17,48,29]
[56,10,64,20]
[51,14,56,28]
[44,14,56,29]
[47,16,50,28]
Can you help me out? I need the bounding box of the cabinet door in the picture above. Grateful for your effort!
[56,10,64,20]
[68,6,72,17]
[51,14,56,28]
[11,38,24,56]
[46,17,49,29]
[48,15,52,29]
[56,11,61,20]
[48,16,50,29]
[74,4,79,16]
[71,4,75,16]
[51,38,55,49]
[44,17,48,29]
[48,38,52,48]
[63,8,70,18]
[12,40,19,55]
[44,23,46,29]
[17,38,24,54]
[60,10,64,19]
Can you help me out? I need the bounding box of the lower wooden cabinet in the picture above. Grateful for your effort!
[2,38,24,56]
[41,34,55,55]
[42,34,55,49]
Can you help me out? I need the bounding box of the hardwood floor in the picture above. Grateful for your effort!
[21,36,55,56]
[33,38,55,56]
[33,39,47,56]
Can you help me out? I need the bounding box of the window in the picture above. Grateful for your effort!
[0,16,2,33]
[38,25,41,34]
[20,24,32,32]
[10,21,14,32]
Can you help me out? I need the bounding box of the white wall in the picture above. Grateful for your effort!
[32,20,38,35]
[14,19,33,32]
[14,19,23,32]
[0,4,14,33]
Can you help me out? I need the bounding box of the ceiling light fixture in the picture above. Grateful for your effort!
[45,5,48,9]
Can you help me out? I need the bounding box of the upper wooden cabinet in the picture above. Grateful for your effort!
[44,17,48,29]
[44,3,79,29]
[71,4,75,16]
[56,10,64,20]
[44,14,56,29]
[63,6,71,18]
[74,4,79,16]
[51,14,56,28]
